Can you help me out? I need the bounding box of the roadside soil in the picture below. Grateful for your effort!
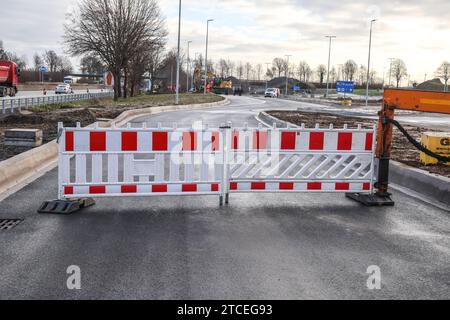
[0,94,224,161]
[268,110,450,178]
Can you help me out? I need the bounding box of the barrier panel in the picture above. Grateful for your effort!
[39,121,377,213]
[226,124,376,194]
[57,122,225,200]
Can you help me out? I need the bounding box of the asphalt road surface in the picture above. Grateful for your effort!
[0,96,449,299]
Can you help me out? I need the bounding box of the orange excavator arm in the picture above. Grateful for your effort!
[383,88,450,114]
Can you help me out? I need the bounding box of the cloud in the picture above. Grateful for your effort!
[1,0,449,81]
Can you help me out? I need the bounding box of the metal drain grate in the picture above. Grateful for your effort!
[0,219,23,230]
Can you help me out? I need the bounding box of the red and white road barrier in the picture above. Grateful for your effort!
[57,121,377,203]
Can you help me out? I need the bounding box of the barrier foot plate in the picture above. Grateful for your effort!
[346,193,395,207]
[38,198,96,214]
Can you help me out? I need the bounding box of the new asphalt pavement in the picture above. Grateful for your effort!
[0,95,448,299]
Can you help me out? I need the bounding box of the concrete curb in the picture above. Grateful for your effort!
[256,111,298,129]
[389,161,450,208]
[0,141,58,202]
[0,97,229,201]
[113,97,230,126]
[256,111,450,211]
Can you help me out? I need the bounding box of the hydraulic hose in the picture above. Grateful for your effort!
[387,119,450,163]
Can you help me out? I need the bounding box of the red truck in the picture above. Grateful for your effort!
[0,60,20,97]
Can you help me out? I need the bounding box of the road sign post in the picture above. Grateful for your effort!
[39,65,48,83]
[336,81,355,98]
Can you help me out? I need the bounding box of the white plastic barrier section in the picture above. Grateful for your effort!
[58,122,225,200]
[226,124,376,194]
[57,122,376,203]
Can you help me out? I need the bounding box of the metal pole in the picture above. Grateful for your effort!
[284,55,291,96]
[186,41,192,93]
[204,19,214,95]
[175,0,182,105]
[325,36,336,97]
[366,19,376,107]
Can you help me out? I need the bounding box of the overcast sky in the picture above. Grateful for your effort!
[1,0,450,83]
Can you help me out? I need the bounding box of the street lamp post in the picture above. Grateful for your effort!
[366,19,376,107]
[285,55,292,96]
[175,0,182,105]
[204,19,214,95]
[325,36,336,98]
[186,41,192,93]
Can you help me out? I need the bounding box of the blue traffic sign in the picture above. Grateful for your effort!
[336,81,354,93]
[293,86,301,92]
[39,65,48,73]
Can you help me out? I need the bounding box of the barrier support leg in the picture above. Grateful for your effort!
[346,103,394,207]
[38,198,96,214]
[345,193,394,206]
[225,193,229,205]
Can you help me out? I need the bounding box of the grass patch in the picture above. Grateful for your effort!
[352,89,383,96]
[31,93,224,113]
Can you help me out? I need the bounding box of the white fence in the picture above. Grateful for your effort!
[57,122,377,204]
[1,91,114,114]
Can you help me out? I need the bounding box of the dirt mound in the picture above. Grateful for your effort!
[416,78,445,92]
[268,77,316,91]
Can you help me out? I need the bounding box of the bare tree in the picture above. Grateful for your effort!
[80,55,105,74]
[305,65,312,82]
[369,70,377,85]
[298,61,310,82]
[266,67,274,79]
[244,62,253,81]
[316,64,327,84]
[358,65,367,85]
[343,60,357,81]
[0,40,6,60]
[272,58,285,78]
[33,53,43,71]
[236,62,244,80]
[43,50,60,72]
[255,64,262,81]
[147,45,165,92]
[0,41,27,69]
[64,0,167,100]
[127,42,157,97]
[391,59,407,88]
[218,59,228,78]
[6,52,27,70]
[57,56,74,73]
[226,59,234,78]
[435,61,450,92]
[330,66,337,84]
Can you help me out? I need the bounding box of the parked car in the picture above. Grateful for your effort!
[265,88,280,98]
[55,84,72,94]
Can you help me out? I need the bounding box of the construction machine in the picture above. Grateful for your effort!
[347,88,450,206]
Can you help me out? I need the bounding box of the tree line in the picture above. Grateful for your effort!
[205,57,448,90]
[2,0,449,95]
[0,41,73,73]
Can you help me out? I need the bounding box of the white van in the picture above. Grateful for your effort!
[265,88,280,98]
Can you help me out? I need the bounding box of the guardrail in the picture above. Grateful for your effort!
[1,91,114,114]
